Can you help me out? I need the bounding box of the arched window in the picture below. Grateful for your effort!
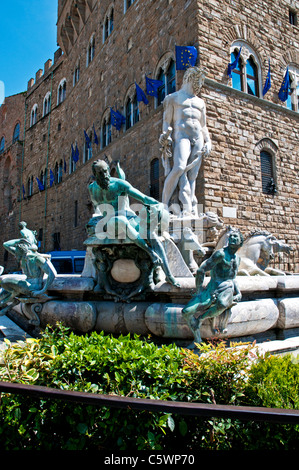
[30,104,38,126]
[101,114,112,148]
[57,79,66,105]
[125,93,139,130]
[53,162,58,184]
[0,136,5,154]
[157,68,165,105]
[124,0,136,12]
[286,66,299,112]
[43,92,51,116]
[229,44,261,97]
[12,123,20,143]
[260,150,277,194]
[69,151,76,174]
[156,59,176,106]
[58,160,63,183]
[40,169,46,190]
[87,35,95,66]
[73,62,80,86]
[166,60,176,95]
[230,49,243,92]
[246,57,259,96]
[54,162,59,184]
[27,176,33,196]
[103,8,114,42]
[150,158,160,200]
[83,130,93,163]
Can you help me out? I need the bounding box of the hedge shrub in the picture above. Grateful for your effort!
[0,324,298,450]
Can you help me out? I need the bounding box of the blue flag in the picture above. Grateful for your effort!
[72,143,79,163]
[75,143,79,161]
[135,82,149,105]
[64,158,67,173]
[263,60,271,96]
[22,184,26,199]
[145,76,163,98]
[227,47,242,78]
[50,169,55,187]
[278,67,290,102]
[93,124,99,145]
[110,108,125,130]
[175,45,198,70]
[36,177,44,191]
[84,130,91,148]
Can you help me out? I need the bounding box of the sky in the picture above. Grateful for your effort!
[0,0,58,100]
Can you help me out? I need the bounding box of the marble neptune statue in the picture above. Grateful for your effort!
[182,229,244,345]
[159,66,212,216]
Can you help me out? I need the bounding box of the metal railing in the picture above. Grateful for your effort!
[1,381,299,424]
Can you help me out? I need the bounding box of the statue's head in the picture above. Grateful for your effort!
[183,66,207,95]
[19,221,27,229]
[228,229,244,248]
[14,239,32,259]
[92,159,110,189]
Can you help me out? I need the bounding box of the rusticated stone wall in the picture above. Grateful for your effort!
[0,93,25,271]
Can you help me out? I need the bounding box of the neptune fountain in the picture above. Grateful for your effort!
[0,67,298,347]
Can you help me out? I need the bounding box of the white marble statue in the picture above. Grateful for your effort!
[159,66,212,217]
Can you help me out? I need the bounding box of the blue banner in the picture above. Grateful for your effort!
[263,60,271,96]
[36,177,44,191]
[135,82,149,105]
[111,108,126,130]
[175,45,198,70]
[278,67,290,102]
[145,76,164,98]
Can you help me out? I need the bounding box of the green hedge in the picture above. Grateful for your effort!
[0,324,298,450]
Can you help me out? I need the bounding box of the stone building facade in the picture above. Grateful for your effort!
[0,92,26,271]
[1,0,298,272]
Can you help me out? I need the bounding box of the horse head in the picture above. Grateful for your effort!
[267,235,294,255]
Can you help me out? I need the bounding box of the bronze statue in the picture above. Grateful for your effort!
[182,229,243,345]
[0,237,56,316]
[88,159,179,288]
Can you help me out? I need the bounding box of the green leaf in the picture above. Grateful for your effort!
[26,369,39,381]
[147,431,156,447]
[77,423,88,435]
[114,371,121,383]
[179,419,188,436]
[14,408,21,420]
[167,415,175,432]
